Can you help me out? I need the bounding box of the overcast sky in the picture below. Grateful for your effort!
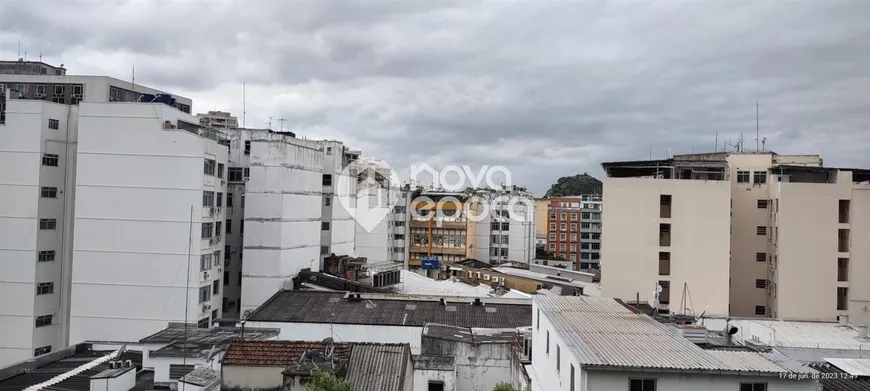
[2,0,869,195]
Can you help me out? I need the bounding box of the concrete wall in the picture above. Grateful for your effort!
[0,98,76,365]
[220,128,251,319]
[241,132,322,314]
[420,336,518,391]
[70,103,226,344]
[601,178,731,316]
[221,365,284,391]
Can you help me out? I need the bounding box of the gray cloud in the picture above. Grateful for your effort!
[2,0,869,194]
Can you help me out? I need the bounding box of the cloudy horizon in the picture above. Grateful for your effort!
[2,0,868,195]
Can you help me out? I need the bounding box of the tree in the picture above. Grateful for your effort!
[544,173,602,197]
[492,383,525,391]
[536,247,566,261]
[306,369,352,391]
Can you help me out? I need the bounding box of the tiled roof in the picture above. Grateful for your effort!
[246,290,532,328]
[536,296,815,375]
[809,362,870,391]
[345,344,411,391]
[222,340,351,366]
[0,347,142,391]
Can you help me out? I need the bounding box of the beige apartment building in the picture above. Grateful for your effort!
[600,152,870,323]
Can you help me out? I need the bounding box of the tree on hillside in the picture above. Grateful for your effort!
[544,173,602,197]
[491,383,530,391]
[306,370,352,391]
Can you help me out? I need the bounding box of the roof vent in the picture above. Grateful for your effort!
[439,298,446,306]
[473,298,483,306]
[858,325,869,340]
[840,313,850,326]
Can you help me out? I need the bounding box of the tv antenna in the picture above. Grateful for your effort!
[277,118,287,132]
[755,102,760,152]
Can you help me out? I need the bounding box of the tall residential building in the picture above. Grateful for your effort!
[0,61,199,366]
[197,110,238,130]
[70,103,229,344]
[543,195,602,269]
[219,128,362,317]
[351,158,408,265]
[534,198,549,248]
[600,151,870,322]
[472,186,537,265]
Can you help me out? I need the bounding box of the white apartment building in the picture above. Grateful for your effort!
[70,102,228,345]
[196,110,238,130]
[601,152,870,322]
[351,158,408,265]
[531,295,817,391]
[225,130,363,316]
[472,186,537,265]
[0,65,195,366]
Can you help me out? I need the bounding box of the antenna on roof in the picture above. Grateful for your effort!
[242,82,246,128]
[755,102,760,152]
[131,66,135,92]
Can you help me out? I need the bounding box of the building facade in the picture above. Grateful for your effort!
[196,110,238,130]
[0,65,195,366]
[70,103,228,345]
[472,186,537,265]
[601,152,870,322]
[544,195,602,269]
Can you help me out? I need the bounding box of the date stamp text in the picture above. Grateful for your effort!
[780,372,857,380]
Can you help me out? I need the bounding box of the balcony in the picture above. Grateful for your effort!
[434,220,467,230]
[430,246,467,256]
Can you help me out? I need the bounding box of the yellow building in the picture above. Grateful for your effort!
[408,191,480,269]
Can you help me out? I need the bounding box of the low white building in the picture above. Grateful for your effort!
[532,295,818,391]
[243,290,533,354]
[71,102,229,344]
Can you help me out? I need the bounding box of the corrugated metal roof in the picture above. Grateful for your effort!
[809,362,870,391]
[825,358,870,377]
[535,296,814,375]
[345,344,411,391]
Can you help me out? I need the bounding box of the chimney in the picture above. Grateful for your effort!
[439,298,446,306]
[859,325,869,339]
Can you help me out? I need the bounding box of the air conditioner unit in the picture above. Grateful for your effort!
[499,281,505,286]
[218,267,222,273]
[203,272,210,280]
[202,304,211,312]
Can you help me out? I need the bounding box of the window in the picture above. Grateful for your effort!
[549,213,556,220]
[501,222,509,230]
[34,346,52,356]
[536,309,540,329]
[549,233,556,241]
[549,244,555,251]
[200,254,212,271]
[38,250,56,262]
[755,305,766,315]
[213,280,220,295]
[215,222,222,237]
[549,223,556,231]
[228,167,244,182]
[169,364,195,380]
[560,223,567,230]
[321,245,330,255]
[756,279,767,289]
[569,243,576,251]
[36,282,54,295]
[41,187,58,198]
[202,191,215,207]
[740,383,767,391]
[227,193,234,207]
[560,213,567,220]
[48,119,59,130]
[39,219,57,230]
[737,171,750,183]
[42,154,59,167]
[325,196,332,206]
[659,223,671,246]
[753,171,767,184]
[659,252,670,276]
[570,213,578,221]
[322,222,330,230]
[243,168,250,180]
[839,258,849,282]
[546,331,550,354]
[839,200,851,223]
[35,315,53,327]
[322,174,332,186]
[756,252,766,262]
[556,344,561,372]
[199,286,210,303]
[226,220,232,234]
[217,163,224,178]
[570,223,577,231]
[570,233,577,241]
[201,222,213,238]
[244,140,251,154]
[224,271,230,285]
[756,226,767,235]
[570,364,575,391]
[658,280,670,304]
[757,199,768,209]
[427,381,445,391]
[203,159,216,175]
[559,233,566,241]
[629,378,656,391]
[216,192,223,207]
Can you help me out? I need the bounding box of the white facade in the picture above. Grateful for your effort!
[240,131,323,316]
[320,142,357,258]
[70,103,228,344]
[471,187,537,265]
[0,93,78,365]
[352,158,408,265]
[0,73,193,367]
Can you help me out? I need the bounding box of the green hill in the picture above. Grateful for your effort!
[544,173,602,197]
